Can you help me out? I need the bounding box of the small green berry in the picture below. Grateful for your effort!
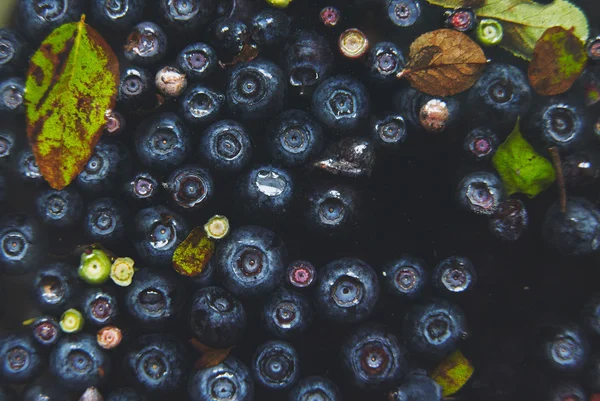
[110,257,135,287]
[204,215,230,240]
[78,248,112,285]
[60,308,84,333]
[476,19,503,47]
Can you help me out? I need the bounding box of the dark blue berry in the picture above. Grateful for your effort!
[13,149,41,184]
[0,214,46,276]
[189,286,246,348]
[49,334,110,391]
[90,0,146,31]
[488,199,528,241]
[178,84,225,127]
[236,164,294,217]
[76,139,131,194]
[166,165,214,211]
[369,113,408,150]
[35,186,83,228]
[208,18,249,62]
[32,262,80,315]
[0,29,29,77]
[456,171,504,216]
[313,137,376,178]
[83,197,128,245]
[563,151,600,189]
[252,340,299,391]
[17,0,86,41]
[463,127,498,161]
[106,388,148,401]
[80,287,119,327]
[215,225,287,298]
[188,357,254,401]
[262,287,313,339]
[388,371,442,401]
[288,376,341,401]
[386,0,421,27]
[0,78,25,114]
[0,332,44,384]
[285,260,316,290]
[176,43,218,82]
[199,119,253,173]
[0,130,18,165]
[545,382,587,401]
[583,294,600,337]
[364,42,405,84]
[267,110,324,167]
[123,171,160,203]
[313,257,379,323]
[22,378,69,401]
[156,0,216,33]
[433,256,476,294]
[281,30,333,93]
[123,21,168,66]
[30,316,61,347]
[382,255,427,300]
[536,322,589,375]
[304,182,361,235]
[444,8,477,32]
[117,67,155,112]
[251,9,290,48]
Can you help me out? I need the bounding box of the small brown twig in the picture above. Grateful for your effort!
[549,147,567,213]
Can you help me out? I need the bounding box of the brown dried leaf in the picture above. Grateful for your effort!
[190,338,234,370]
[399,29,488,96]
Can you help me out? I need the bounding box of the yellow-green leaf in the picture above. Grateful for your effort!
[172,227,215,277]
[492,119,556,197]
[430,350,474,396]
[425,0,589,60]
[25,15,119,190]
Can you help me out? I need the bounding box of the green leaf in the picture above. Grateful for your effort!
[25,15,119,190]
[172,227,215,277]
[492,119,556,197]
[430,350,474,396]
[425,0,589,60]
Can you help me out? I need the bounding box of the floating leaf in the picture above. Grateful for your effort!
[190,338,234,369]
[398,29,488,96]
[430,350,474,396]
[528,27,587,96]
[172,227,215,277]
[25,15,119,190]
[425,0,589,60]
[492,119,556,198]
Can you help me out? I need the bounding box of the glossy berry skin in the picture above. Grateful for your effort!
[382,255,427,300]
[262,287,313,339]
[456,171,504,216]
[0,332,44,384]
[545,382,587,401]
[22,378,69,401]
[176,43,217,83]
[280,30,333,92]
[189,286,246,348]
[388,372,442,401]
[252,340,299,391]
[0,130,18,165]
[536,322,589,375]
[236,165,294,217]
[313,258,380,323]
[208,18,248,61]
[90,0,146,30]
[433,256,476,294]
[80,287,119,327]
[124,21,168,66]
[30,317,61,347]
[135,112,191,173]
[0,78,25,114]
[49,334,110,391]
[403,299,467,359]
[266,110,324,167]
[83,197,128,245]
[250,9,291,48]
[385,0,421,27]
[563,151,600,189]
[285,260,316,290]
[369,113,408,150]
[489,199,528,241]
[178,84,225,127]
[199,119,253,173]
[76,139,131,194]
[17,0,85,41]
[190,258,216,288]
[156,0,216,33]
[0,29,29,77]
[364,42,405,84]
[313,136,376,178]
[312,75,370,133]
[304,182,361,235]
[542,197,600,256]
[227,58,286,121]
[35,186,83,228]
[117,67,155,112]
[340,324,408,390]
[215,225,288,298]
[124,171,160,203]
[463,127,498,161]
[32,262,80,315]
[288,376,341,401]
[0,214,46,276]
[166,165,214,211]
[124,268,185,331]
[106,388,148,401]
[188,356,254,401]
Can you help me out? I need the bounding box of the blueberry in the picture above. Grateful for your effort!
[304,182,361,235]
[0,386,17,401]
[0,130,18,165]
[0,332,44,384]
[288,376,341,401]
[123,21,168,66]
[77,139,131,194]
[463,127,499,161]
[117,67,155,112]
[106,388,148,401]
[583,294,600,337]
[178,84,225,127]
[585,353,600,392]
[394,87,461,134]
[563,151,600,189]
[156,0,216,33]
[262,287,313,339]
[488,199,528,241]
[388,371,442,401]
[189,286,246,348]
[35,186,83,228]
[124,268,185,331]
[266,110,324,167]
[176,43,218,82]
[188,356,254,401]
[542,197,600,256]
[280,30,333,93]
[123,171,161,203]
[250,9,291,48]
[0,29,29,77]
[32,262,80,315]
[30,316,61,347]
[208,18,249,62]
[456,171,504,216]
[385,0,421,27]
[22,378,69,401]
[403,298,468,359]
[252,340,299,391]
[432,256,476,294]
[0,78,25,114]
[536,322,589,375]
[124,334,190,396]
[340,324,408,390]
[369,113,408,150]
[313,136,376,178]
[199,119,253,173]
[364,42,405,84]
[80,287,119,327]
[90,0,146,30]
[313,257,379,323]
[49,333,110,391]
[382,255,428,300]
[17,0,86,41]
[444,8,477,32]
[285,260,317,290]
[135,112,191,172]
[166,165,214,211]
[0,214,46,276]
[215,225,287,298]
[83,197,128,245]
[236,165,294,217]
[545,381,587,401]
[14,148,43,183]
[311,75,370,133]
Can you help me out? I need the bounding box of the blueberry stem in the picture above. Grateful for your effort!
[549,147,567,213]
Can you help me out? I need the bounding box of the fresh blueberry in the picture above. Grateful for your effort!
[135,112,191,172]
[0,332,44,384]
[178,84,225,127]
[432,256,476,294]
[215,225,287,298]
[340,323,408,390]
[199,119,253,173]
[190,258,216,288]
[80,287,119,327]
[285,260,317,290]
[385,0,421,27]
[0,78,25,114]
[536,322,589,375]
[236,165,294,217]
[0,130,18,165]
[388,371,442,401]
[313,257,379,323]
[188,356,254,401]
[0,386,17,401]
[0,29,29,77]
[30,316,61,347]
[106,388,148,401]
[545,381,587,401]
[35,186,84,228]
[262,287,313,339]
[90,0,146,30]
[124,334,190,395]
[189,286,247,348]
[488,199,529,241]
[252,340,299,391]
[117,67,155,113]
[250,9,291,48]
[311,75,370,133]
[14,148,43,183]
[123,171,161,203]
[124,268,185,331]
[304,182,361,236]
[123,21,168,66]
[288,376,341,401]
[266,110,324,167]
[0,214,46,276]
[542,197,600,256]
[156,0,216,33]
[313,136,376,178]
[49,333,111,391]
[394,87,461,134]
[208,18,249,62]
[227,58,286,121]
[382,255,428,300]
[83,197,128,245]
[166,165,214,211]
[32,262,80,315]
[403,298,468,359]
[463,127,499,161]
[563,151,600,189]
[17,0,86,41]
[176,42,218,82]
[76,138,131,194]
[364,42,405,84]
[22,378,69,401]
[583,294,600,337]
[456,171,504,216]
[369,113,408,150]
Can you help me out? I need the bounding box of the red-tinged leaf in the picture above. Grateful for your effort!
[172,227,215,277]
[430,350,474,396]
